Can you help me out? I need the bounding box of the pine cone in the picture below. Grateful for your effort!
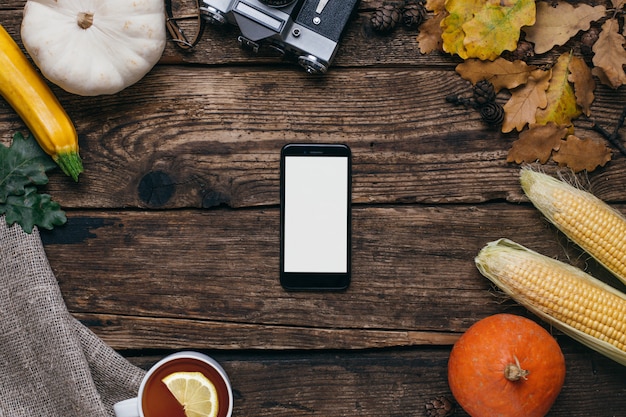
[425,396,455,417]
[479,102,505,126]
[508,40,534,61]
[402,2,427,29]
[473,80,496,106]
[370,5,402,33]
[581,27,600,56]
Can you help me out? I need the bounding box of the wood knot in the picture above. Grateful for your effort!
[138,171,175,207]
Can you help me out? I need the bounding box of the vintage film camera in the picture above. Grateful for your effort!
[200,0,359,74]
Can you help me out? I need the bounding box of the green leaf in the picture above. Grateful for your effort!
[0,187,66,233]
[0,132,56,202]
[0,132,66,233]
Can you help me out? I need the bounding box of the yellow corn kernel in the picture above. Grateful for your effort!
[521,168,626,286]
[475,239,626,366]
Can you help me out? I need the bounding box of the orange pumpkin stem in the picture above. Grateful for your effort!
[77,12,94,30]
[504,356,530,382]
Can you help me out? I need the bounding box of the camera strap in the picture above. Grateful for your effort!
[165,0,205,50]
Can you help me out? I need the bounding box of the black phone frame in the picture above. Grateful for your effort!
[279,143,352,291]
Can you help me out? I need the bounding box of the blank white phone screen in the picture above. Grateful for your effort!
[284,156,348,273]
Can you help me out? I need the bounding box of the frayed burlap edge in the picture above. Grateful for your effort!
[0,217,145,417]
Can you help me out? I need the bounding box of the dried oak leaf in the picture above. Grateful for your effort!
[552,134,611,172]
[425,0,446,14]
[507,123,568,164]
[523,2,606,54]
[591,18,626,89]
[535,52,582,128]
[502,68,551,133]
[462,0,536,61]
[456,58,535,91]
[567,55,595,117]
[417,12,446,54]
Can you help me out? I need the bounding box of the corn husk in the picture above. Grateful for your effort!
[520,168,626,286]
[475,238,626,366]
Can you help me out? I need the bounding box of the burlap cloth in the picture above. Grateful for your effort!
[0,216,146,416]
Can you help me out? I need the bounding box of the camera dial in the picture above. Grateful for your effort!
[199,5,227,25]
[298,55,328,74]
[259,0,296,7]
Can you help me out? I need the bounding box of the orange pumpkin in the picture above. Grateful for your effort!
[448,313,566,417]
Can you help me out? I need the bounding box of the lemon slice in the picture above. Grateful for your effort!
[162,371,219,417]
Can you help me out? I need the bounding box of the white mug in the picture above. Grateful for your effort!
[114,351,233,417]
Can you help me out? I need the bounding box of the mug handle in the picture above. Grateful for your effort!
[113,397,139,417]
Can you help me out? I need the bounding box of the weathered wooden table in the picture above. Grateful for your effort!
[2,1,625,415]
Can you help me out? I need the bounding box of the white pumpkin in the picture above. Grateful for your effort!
[21,0,166,96]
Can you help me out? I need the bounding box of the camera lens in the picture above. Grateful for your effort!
[259,0,296,7]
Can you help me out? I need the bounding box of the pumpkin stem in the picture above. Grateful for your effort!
[77,12,94,30]
[504,356,530,382]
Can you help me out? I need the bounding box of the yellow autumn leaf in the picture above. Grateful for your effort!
[441,0,484,59]
[463,0,536,61]
[442,0,536,60]
[523,2,606,54]
[535,52,581,128]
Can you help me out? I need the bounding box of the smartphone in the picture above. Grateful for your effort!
[280,143,352,290]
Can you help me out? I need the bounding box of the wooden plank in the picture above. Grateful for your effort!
[3,1,625,415]
[41,206,626,350]
[1,65,511,207]
[76,313,461,351]
[125,346,626,417]
[2,64,626,209]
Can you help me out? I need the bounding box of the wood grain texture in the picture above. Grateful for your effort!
[2,65,626,209]
[126,347,625,417]
[1,0,625,415]
[41,206,626,350]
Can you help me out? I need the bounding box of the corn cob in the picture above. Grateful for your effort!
[475,238,626,366]
[521,168,626,286]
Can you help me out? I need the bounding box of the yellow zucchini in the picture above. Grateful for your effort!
[0,23,82,181]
